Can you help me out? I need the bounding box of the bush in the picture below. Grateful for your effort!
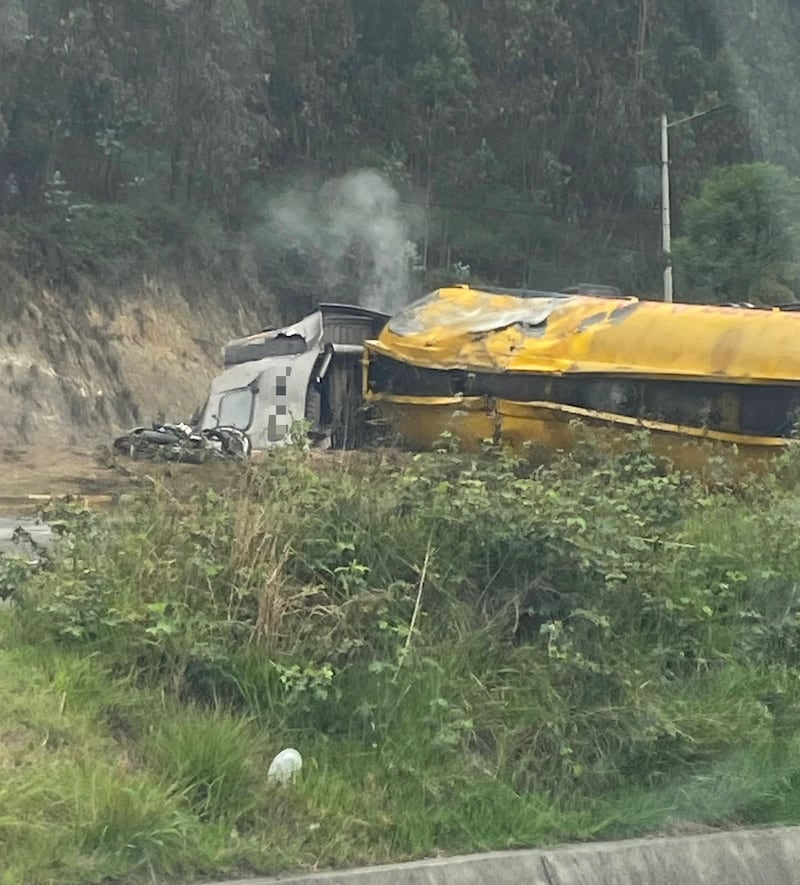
[9,436,800,878]
[674,163,800,303]
[0,194,255,289]
[13,437,800,800]
[1,203,145,283]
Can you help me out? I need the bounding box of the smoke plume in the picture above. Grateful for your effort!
[266,170,422,314]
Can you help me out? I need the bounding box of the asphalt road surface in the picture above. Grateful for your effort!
[0,517,52,556]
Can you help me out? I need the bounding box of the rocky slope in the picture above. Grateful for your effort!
[1,263,272,448]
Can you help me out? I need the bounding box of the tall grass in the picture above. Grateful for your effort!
[5,436,800,881]
[142,705,266,821]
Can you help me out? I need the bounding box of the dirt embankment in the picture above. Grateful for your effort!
[1,268,274,452]
[0,248,277,499]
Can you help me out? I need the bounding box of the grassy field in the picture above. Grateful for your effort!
[4,434,800,884]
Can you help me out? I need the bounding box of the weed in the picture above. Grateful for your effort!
[142,705,266,822]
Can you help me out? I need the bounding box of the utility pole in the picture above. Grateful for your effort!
[660,113,672,303]
[659,104,726,303]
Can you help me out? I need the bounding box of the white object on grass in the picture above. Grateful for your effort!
[267,747,303,784]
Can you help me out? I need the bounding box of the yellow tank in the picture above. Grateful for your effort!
[364,286,800,460]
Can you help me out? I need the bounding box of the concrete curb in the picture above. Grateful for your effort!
[199,826,800,885]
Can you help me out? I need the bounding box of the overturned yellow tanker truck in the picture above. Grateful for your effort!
[363,285,800,462]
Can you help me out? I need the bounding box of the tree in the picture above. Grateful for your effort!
[0,0,28,211]
[259,0,358,164]
[673,163,800,303]
[3,0,800,301]
[411,0,476,267]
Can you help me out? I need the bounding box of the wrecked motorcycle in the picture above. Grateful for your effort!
[112,422,251,463]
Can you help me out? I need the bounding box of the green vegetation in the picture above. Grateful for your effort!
[4,437,800,882]
[3,1,800,301]
[674,163,800,303]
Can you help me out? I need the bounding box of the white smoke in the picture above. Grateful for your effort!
[267,170,422,314]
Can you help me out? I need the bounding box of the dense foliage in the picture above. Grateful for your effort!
[674,163,800,303]
[5,438,800,880]
[2,0,800,301]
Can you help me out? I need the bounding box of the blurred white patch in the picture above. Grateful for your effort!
[267,747,303,785]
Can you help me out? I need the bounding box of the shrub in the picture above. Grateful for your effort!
[12,435,800,803]
[1,203,145,283]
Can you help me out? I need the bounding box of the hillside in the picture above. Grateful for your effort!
[0,234,271,447]
[3,0,800,325]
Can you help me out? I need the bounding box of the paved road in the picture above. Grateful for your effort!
[0,516,52,556]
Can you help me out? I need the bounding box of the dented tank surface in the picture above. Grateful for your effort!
[373,286,800,382]
[364,285,800,453]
